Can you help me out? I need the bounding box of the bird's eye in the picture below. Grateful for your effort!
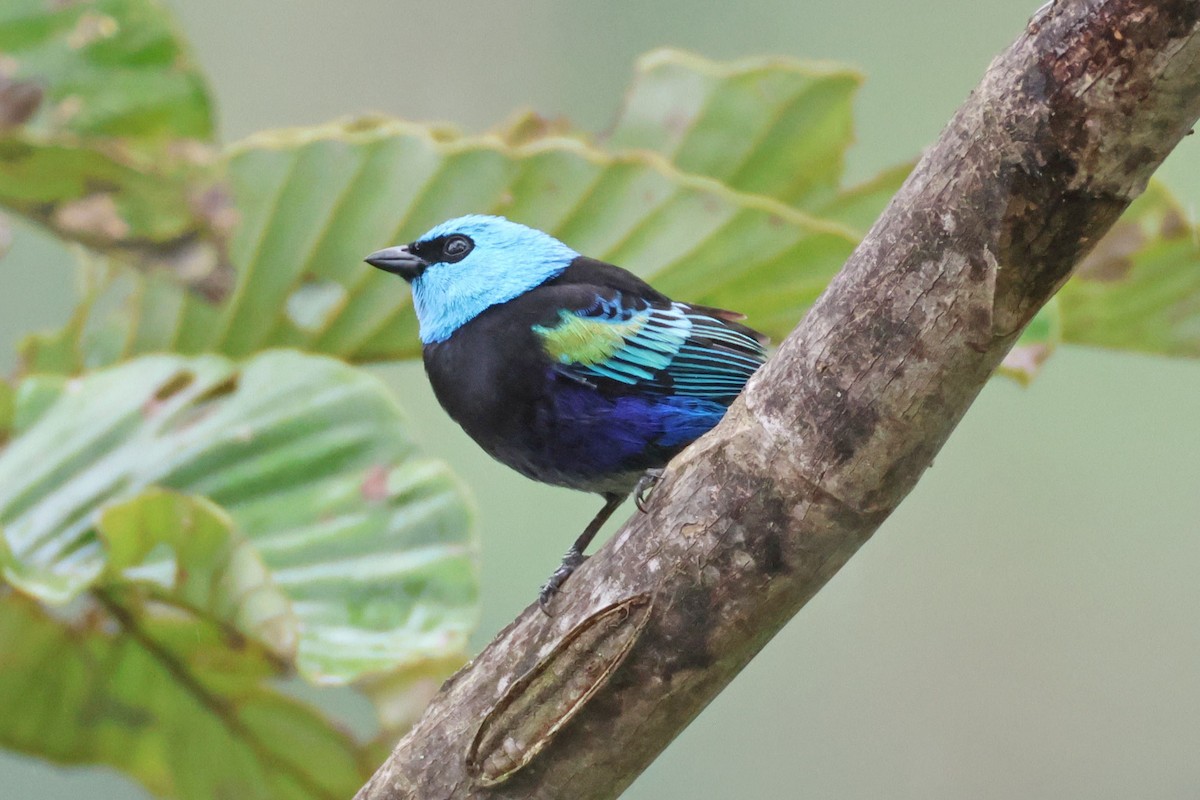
[442,235,473,263]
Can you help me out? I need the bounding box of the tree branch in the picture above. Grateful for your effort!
[357,2,1200,797]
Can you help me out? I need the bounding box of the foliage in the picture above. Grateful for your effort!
[0,353,475,681]
[1,2,476,797]
[1,1,1199,797]
[0,0,231,295]
[0,352,473,798]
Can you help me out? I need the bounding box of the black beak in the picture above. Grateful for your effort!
[365,245,428,282]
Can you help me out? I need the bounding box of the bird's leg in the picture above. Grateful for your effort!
[634,468,665,512]
[538,491,627,615]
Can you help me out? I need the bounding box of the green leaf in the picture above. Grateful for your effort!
[0,351,477,684]
[607,49,863,210]
[27,120,859,371]
[0,589,370,800]
[0,134,228,271]
[98,488,298,659]
[0,0,230,292]
[603,48,910,234]
[1058,182,1200,358]
[0,0,213,141]
[0,359,471,797]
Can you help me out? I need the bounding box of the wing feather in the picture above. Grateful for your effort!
[533,290,766,401]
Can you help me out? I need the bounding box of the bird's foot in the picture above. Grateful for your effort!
[538,548,588,616]
[634,469,665,513]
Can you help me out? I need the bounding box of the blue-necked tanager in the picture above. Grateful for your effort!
[366,215,766,611]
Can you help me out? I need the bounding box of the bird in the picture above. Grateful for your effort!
[365,215,767,612]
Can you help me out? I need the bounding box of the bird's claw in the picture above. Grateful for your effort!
[634,469,665,513]
[538,549,588,615]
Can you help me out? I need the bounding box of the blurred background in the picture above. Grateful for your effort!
[4,0,1200,797]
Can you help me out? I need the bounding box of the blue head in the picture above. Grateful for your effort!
[365,215,579,344]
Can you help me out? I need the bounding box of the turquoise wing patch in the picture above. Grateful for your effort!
[533,294,766,398]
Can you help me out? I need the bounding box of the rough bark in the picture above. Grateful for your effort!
[357,2,1200,797]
